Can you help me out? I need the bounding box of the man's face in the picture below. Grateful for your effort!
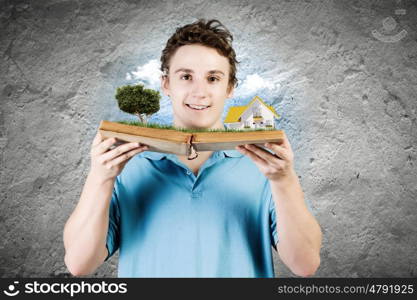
[161,44,234,130]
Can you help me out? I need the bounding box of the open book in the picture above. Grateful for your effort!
[99,120,285,160]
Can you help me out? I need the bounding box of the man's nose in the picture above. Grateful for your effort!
[190,77,208,98]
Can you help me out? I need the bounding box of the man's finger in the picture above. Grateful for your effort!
[281,132,292,151]
[94,137,117,155]
[243,144,280,162]
[92,131,103,147]
[99,142,146,164]
[236,145,269,168]
[265,142,290,161]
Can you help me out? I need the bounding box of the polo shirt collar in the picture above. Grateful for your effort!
[222,149,244,158]
[141,149,243,160]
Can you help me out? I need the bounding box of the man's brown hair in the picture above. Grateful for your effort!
[160,19,239,91]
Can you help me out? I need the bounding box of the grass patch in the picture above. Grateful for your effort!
[115,120,277,133]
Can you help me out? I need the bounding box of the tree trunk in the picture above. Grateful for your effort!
[135,113,144,124]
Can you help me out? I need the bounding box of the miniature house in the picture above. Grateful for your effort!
[224,96,280,129]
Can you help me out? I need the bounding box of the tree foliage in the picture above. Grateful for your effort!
[115,84,160,123]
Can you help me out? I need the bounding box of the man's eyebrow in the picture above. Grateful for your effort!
[173,68,225,76]
[208,70,225,76]
[174,68,194,74]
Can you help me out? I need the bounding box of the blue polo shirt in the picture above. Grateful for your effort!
[104,149,279,277]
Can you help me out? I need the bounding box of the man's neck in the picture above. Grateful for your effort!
[172,121,223,174]
[173,121,226,131]
[176,150,214,175]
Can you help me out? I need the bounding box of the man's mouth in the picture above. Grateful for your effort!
[185,104,211,111]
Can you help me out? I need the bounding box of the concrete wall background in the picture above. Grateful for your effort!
[1,0,416,277]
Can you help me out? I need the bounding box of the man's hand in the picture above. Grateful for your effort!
[235,132,322,277]
[90,132,149,183]
[235,131,296,183]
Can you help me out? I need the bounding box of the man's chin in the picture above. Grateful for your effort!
[175,117,222,130]
[184,124,209,130]
[182,121,213,130]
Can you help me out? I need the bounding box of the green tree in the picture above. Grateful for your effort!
[115,84,161,124]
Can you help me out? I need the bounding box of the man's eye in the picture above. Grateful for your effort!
[208,76,219,82]
[181,74,191,80]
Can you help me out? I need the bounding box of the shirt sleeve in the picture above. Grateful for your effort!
[104,177,121,262]
[269,194,279,251]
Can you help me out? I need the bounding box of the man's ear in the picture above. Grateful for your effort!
[161,75,170,97]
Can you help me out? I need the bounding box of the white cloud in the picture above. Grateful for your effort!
[234,73,277,98]
[240,74,274,93]
[126,59,162,89]
[233,70,309,99]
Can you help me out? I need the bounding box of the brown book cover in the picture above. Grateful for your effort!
[98,120,284,160]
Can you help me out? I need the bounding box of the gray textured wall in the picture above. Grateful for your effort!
[1,0,416,278]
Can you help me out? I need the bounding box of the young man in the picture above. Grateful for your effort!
[63,19,322,277]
